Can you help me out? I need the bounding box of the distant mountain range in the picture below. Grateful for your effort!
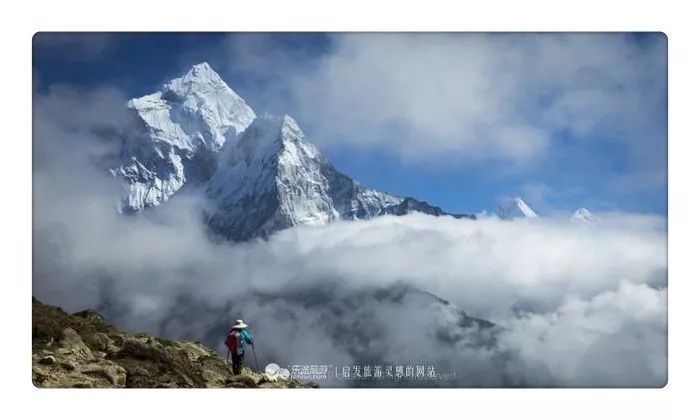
[494,197,598,224]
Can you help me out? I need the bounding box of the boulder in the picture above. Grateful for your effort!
[59,328,93,360]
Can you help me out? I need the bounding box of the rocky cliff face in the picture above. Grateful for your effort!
[31,298,316,388]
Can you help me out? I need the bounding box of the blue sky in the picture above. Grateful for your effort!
[33,33,667,215]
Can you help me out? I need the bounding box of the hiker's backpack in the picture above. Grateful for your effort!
[225,329,242,355]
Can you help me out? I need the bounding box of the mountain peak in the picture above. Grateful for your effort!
[281,113,302,131]
[496,197,538,219]
[116,62,255,212]
[163,62,230,97]
[128,61,255,146]
[254,113,303,135]
[571,207,598,224]
[190,61,214,72]
[225,113,316,165]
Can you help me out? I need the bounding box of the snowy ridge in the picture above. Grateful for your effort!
[495,197,538,220]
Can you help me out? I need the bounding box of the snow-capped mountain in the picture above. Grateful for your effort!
[205,114,472,241]
[570,207,598,224]
[495,197,538,220]
[111,62,256,212]
[109,62,472,240]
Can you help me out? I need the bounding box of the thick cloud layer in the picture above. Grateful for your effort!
[33,85,667,387]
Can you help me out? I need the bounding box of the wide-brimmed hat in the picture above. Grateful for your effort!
[231,319,248,329]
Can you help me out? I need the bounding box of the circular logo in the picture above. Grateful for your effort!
[265,363,280,378]
[278,368,290,380]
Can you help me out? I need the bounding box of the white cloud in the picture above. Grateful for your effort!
[500,281,667,387]
[222,33,666,168]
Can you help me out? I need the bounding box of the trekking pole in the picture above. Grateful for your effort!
[251,343,260,372]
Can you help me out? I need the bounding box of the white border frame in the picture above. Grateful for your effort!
[3,1,698,419]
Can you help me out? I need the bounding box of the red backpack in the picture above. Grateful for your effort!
[225,328,241,354]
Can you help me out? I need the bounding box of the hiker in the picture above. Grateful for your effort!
[225,319,254,375]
